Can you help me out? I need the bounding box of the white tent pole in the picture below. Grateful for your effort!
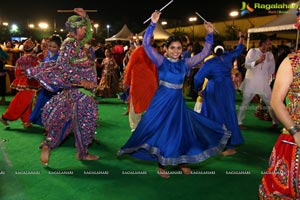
[246,32,250,50]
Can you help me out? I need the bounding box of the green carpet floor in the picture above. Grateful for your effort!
[0,93,281,200]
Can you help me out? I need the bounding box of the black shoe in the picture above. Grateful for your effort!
[0,116,9,126]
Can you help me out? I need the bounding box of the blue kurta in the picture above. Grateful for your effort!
[118,22,231,166]
[194,44,245,147]
[30,51,59,126]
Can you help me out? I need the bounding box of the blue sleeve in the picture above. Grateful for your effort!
[185,33,213,70]
[142,22,164,68]
[194,61,211,91]
[230,43,245,59]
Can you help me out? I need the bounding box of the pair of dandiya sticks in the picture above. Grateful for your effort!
[142,0,219,33]
[151,2,297,147]
[58,0,219,33]
[61,3,295,146]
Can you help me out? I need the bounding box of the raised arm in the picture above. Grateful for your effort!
[230,32,246,58]
[73,8,92,45]
[142,11,164,67]
[185,22,214,69]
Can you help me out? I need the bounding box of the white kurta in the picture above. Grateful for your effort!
[239,48,275,96]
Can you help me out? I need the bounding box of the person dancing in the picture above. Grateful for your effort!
[123,34,158,132]
[27,8,99,165]
[0,39,39,128]
[194,33,246,156]
[30,34,63,127]
[118,11,230,178]
[259,50,300,199]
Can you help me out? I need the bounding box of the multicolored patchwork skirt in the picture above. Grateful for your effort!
[259,134,300,199]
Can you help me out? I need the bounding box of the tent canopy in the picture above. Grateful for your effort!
[247,12,297,33]
[138,23,173,40]
[247,2,300,49]
[105,24,133,42]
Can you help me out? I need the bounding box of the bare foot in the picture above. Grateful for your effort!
[179,165,191,175]
[157,167,170,179]
[40,145,50,166]
[77,153,100,160]
[238,125,248,130]
[23,122,32,128]
[221,149,237,156]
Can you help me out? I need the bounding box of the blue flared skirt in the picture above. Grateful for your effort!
[118,84,231,166]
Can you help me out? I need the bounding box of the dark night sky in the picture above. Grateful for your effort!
[0,0,295,34]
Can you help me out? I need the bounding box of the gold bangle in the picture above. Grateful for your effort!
[288,125,300,135]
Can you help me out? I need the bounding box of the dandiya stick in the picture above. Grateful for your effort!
[195,12,219,33]
[57,10,98,13]
[281,140,298,146]
[143,0,174,24]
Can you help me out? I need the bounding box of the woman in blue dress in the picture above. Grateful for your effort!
[118,11,231,178]
[194,33,246,156]
[30,34,63,126]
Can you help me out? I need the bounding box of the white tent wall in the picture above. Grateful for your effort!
[247,2,300,50]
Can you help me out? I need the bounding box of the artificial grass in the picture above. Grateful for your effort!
[0,94,280,200]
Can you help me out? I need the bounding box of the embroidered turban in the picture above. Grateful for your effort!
[65,15,87,32]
